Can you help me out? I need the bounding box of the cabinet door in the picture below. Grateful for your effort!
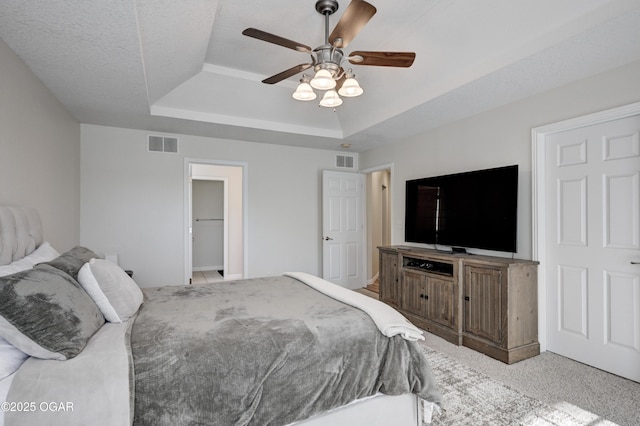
[379,251,399,306]
[464,265,503,344]
[400,271,427,316]
[425,277,455,328]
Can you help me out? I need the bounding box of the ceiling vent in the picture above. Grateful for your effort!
[148,135,178,153]
[336,154,354,169]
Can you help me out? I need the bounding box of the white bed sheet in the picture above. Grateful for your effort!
[0,372,17,426]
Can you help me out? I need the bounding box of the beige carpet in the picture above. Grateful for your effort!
[421,346,618,425]
[352,286,638,425]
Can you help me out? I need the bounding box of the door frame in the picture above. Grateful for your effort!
[361,163,394,285]
[532,101,640,352]
[184,158,249,284]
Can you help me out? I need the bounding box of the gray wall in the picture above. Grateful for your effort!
[0,38,80,251]
[361,59,640,260]
[80,124,357,287]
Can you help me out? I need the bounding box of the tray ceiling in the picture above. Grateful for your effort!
[1,0,639,151]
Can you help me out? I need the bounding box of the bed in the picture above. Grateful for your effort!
[0,206,442,425]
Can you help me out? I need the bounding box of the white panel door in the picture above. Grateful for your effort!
[322,170,364,289]
[546,114,640,381]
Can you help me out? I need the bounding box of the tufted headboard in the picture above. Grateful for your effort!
[0,206,43,266]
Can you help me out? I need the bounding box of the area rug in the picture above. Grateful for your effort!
[420,347,617,425]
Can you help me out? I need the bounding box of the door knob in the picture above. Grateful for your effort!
[632,261,640,265]
[324,236,333,241]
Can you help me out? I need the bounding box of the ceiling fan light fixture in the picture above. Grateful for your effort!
[310,68,336,90]
[243,0,415,110]
[338,75,363,97]
[292,76,317,101]
[319,89,343,108]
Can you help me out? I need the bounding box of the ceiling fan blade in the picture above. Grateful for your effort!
[242,28,312,53]
[328,0,377,48]
[262,63,312,85]
[348,51,416,67]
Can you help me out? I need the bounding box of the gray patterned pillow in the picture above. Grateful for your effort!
[0,265,105,360]
[36,246,99,280]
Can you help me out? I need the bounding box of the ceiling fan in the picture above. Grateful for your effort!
[242,0,416,107]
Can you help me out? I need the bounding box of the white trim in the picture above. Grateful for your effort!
[531,101,640,352]
[184,163,192,285]
[193,266,224,272]
[361,163,395,284]
[152,105,343,140]
[361,163,395,243]
[367,272,379,286]
[184,158,249,285]
[224,273,244,281]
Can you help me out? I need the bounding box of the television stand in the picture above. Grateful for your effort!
[378,246,539,364]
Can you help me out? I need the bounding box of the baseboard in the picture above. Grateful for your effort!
[367,272,379,286]
[193,265,223,272]
[225,273,243,281]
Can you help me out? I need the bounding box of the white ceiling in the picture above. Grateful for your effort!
[1,0,640,152]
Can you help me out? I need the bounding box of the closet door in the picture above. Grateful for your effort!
[545,114,640,382]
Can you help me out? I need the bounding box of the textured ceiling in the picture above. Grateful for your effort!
[1,0,640,152]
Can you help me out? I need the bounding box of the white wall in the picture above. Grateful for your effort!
[80,124,355,287]
[0,38,80,251]
[361,59,640,260]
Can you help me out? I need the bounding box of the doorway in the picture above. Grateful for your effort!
[533,102,640,381]
[191,179,227,284]
[184,159,248,285]
[363,164,393,293]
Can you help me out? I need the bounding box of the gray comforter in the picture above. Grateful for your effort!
[131,276,441,426]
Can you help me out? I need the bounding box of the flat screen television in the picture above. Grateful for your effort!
[405,165,518,253]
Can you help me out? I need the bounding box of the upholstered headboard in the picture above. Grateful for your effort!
[0,206,43,266]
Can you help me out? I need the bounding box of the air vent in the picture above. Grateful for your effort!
[336,154,354,169]
[148,135,178,153]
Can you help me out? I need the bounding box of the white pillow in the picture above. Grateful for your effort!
[0,241,59,277]
[22,241,60,266]
[0,241,60,277]
[0,337,28,380]
[78,259,143,323]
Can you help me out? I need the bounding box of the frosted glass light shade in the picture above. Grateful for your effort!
[292,82,317,101]
[319,90,343,108]
[338,77,363,97]
[310,69,336,90]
